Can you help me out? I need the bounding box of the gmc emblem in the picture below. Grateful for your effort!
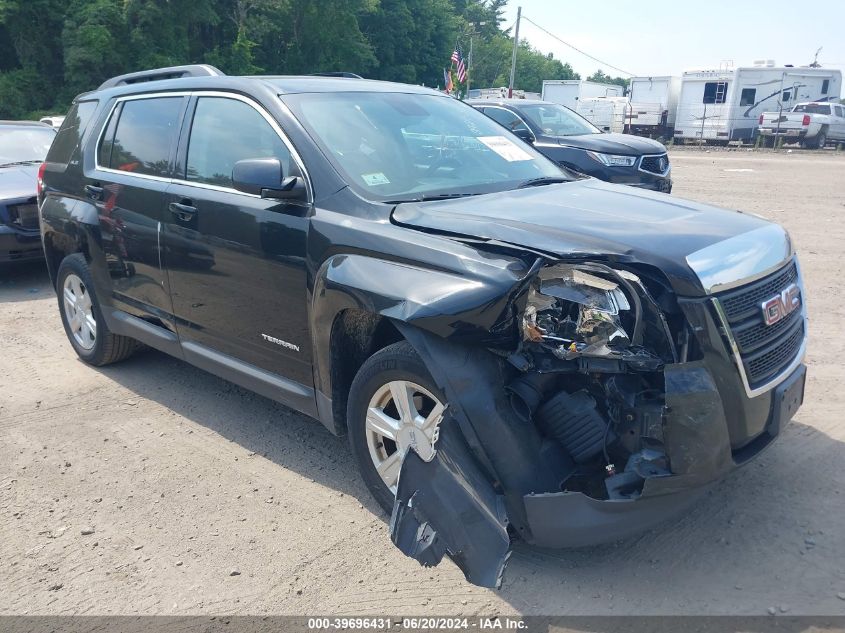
[761,283,801,326]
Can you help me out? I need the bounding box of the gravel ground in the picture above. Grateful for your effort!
[1,149,845,616]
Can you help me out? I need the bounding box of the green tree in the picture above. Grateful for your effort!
[362,0,458,86]
[61,0,128,100]
[587,69,630,89]
[0,0,585,117]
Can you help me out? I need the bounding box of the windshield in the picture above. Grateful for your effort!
[0,126,56,166]
[793,103,830,115]
[517,103,601,137]
[284,92,567,201]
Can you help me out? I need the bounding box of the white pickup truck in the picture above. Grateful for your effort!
[757,101,845,148]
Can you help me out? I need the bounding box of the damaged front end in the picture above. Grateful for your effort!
[388,257,805,588]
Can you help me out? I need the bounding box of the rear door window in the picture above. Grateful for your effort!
[99,97,184,177]
[185,96,292,188]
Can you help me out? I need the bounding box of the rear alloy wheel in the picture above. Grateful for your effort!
[347,342,446,512]
[56,253,137,366]
[62,273,96,350]
[812,130,827,149]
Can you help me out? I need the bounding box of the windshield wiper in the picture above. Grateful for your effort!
[516,176,570,189]
[0,160,43,168]
[385,192,484,204]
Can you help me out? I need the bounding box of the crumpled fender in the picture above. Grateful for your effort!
[309,253,537,420]
[392,322,567,535]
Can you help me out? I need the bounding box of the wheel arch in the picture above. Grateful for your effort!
[41,197,99,288]
[310,253,531,434]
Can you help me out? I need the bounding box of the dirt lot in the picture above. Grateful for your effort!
[2,150,845,616]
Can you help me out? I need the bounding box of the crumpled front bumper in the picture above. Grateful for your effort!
[514,360,802,549]
[389,323,806,587]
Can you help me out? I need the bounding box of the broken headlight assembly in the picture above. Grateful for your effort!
[520,263,661,368]
[512,262,676,501]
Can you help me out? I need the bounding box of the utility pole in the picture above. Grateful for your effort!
[466,21,484,95]
[467,36,473,94]
[508,6,521,98]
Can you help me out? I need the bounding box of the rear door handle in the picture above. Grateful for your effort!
[84,184,104,201]
[169,201,197,222]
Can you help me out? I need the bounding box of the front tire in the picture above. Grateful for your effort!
[56,253,137,366]
[347,341,447,513]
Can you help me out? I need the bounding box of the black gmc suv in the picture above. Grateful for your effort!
[39,65,807,588]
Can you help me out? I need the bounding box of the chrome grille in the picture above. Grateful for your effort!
[714,259,805,391]
[720,262,798,321]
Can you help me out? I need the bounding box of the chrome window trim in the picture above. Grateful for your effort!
[637,153,671,177]
[93,90,313,204]
[94,92,191,182]
[686,224,794,295]
[710,257,807,398]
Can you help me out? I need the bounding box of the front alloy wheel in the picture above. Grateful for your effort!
[348,341,447,512]
[365,380,445,493]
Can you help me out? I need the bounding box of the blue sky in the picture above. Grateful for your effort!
[501,0,845,88]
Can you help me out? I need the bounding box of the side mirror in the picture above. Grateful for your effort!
[232,158,307,201]
[513,127,535,143]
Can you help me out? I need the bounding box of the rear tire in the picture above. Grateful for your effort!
[346,341,447,513]
[56,253,137,366]
[810,129,827,149]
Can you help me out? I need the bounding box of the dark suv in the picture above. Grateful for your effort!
[469,99,672,192]
[40,66,806,588]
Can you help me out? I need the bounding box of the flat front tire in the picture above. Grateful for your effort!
[56,253,136,366]
[347,341,447,513]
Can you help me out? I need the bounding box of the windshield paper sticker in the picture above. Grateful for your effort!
[477,136,533,162]
[362,172,391,186]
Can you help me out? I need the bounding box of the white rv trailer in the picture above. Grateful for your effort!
[627,76,682,138]
[673,63,842,143]
[541,80,624,110]
[575,97,630,133]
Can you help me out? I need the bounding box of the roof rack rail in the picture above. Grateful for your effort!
[97,65,225,90]
[309,72,363,79]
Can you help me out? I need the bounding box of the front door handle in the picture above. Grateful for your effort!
[169,201,197,222]
[84,184,104,201]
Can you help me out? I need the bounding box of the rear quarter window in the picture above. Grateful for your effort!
[45,100,98,166]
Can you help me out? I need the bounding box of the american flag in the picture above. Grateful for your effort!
[452,45,467,83]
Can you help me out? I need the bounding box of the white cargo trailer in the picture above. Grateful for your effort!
[575,97,630,133]
[541,80,624,110]
[673,63,842,144]
[627,76,681,138]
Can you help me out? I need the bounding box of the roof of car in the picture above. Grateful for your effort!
[466,99,555,108]
[87,74,442,101]
[0,120,55,128]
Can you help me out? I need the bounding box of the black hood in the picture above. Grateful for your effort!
[547,132,666,155]
[0,163,39,201]
[391,179,774,296]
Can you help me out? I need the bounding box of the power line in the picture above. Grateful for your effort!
[520,14,636,77]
